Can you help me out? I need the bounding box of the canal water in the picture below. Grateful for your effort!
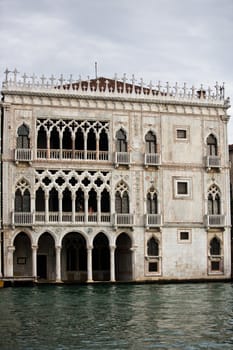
[0,283,233,350]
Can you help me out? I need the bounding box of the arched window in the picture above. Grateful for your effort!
[87,128,96,151]
[88,188,97,212]
[50,127,60,149]
[37,125,47,149]
[207,134,217,156]
[99,129,108,151]
[62,188,72,212]
[15,189,31,212]
[49,188,59,211]
[145,131,157,154]
[101,189,110,212]
[17,124,30,149]
[75,128,84,151]
[36,187,45,211]
[147,237,159,256]
[210,237,221,255]
[116,129,127,152]
[147,188,158,214]
[208,185,221,215]
[62,127,72,150]
[115,191,129,213]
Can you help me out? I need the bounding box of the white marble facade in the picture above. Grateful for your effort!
[0,71,231,282]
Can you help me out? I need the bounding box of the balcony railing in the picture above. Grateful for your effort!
[15,148,33,162]
[13,212,111,225]
[205,214,225,227]
[114,213,134,227]
[144,153,161,167]
[36,149,109,161]
[115,152,131,166]
[145,214,162,228]
[206,156,221,169]
[12,212,34,226]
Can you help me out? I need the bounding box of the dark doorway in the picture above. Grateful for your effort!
[115,233,132,281]
[92,233,110,281]
[37,255,47,279]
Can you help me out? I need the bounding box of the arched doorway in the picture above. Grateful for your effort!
[37,233,55,280]
[61,232,87,282]
[92,233,110,281]
[13,232,32,277]
[115,233,132,281]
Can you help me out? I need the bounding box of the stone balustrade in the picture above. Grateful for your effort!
[2,68,229,105]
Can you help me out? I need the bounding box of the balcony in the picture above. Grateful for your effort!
[13,211,112,225]
[144,153,161,167]
[145,214,162,228]
[115,152,131,167]
[36,149,109,161]
[15,148,33,163]
[114,213,134,227]
[12,212,34,226]
[205,214,225,228]
[206,156,221,170]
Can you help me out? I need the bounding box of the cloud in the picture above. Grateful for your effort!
[0,0,233,140]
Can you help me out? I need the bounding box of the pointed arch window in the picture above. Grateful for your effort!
[147,189,158,214]
[207,134,218,156]
[210,237,221,255]
[115,191,129,213]
[17,124,30,149]
[147,237,159,256]
[145,131,157,154]
[208,185,221,215]
[15,189,31,212]
[116,129,127,152]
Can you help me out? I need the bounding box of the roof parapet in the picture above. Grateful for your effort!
[1,68,228,105]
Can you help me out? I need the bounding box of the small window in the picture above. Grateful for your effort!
[149,262,158,272]
[211,261,220,271]
[178,229,191,243]
[177,129,187,139]
[174,177,192,199]
[180,231,189,240]
[177,182,188,195]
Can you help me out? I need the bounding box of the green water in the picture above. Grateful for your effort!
[0,283,233,349]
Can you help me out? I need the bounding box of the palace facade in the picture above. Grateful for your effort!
[0,70,231,283]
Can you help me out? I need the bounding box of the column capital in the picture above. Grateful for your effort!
[7,246,15,252]
[32,245,38,250]
[56,245,62,250]
[87,245,93,250]
[110,245,116,251]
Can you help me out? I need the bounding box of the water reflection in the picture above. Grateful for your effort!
[0,283,233,349]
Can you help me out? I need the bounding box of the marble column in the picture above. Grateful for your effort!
[110,245,116,282]
[87,246,93,282]
[32,245,38,279]
[55,245,62,282]
[130,245,138,281]
[7,246,15,277]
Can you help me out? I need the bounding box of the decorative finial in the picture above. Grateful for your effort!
[4,68,10,82]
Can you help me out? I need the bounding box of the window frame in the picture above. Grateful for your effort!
[174,125,190,142]
[173,177,192,199]
[177,229,192,243]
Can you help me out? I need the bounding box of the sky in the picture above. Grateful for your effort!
[0,0,233,142]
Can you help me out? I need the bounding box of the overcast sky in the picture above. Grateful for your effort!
[1,0,233,142]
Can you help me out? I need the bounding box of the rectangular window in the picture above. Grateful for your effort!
[177,182,188,195]
[180,231,189,240]
[174,125,190,142]
[149,262,158,272]
[174,177,192,199]
[177,229,192,243]
[177,129,187,139]
[211,261,220,271]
